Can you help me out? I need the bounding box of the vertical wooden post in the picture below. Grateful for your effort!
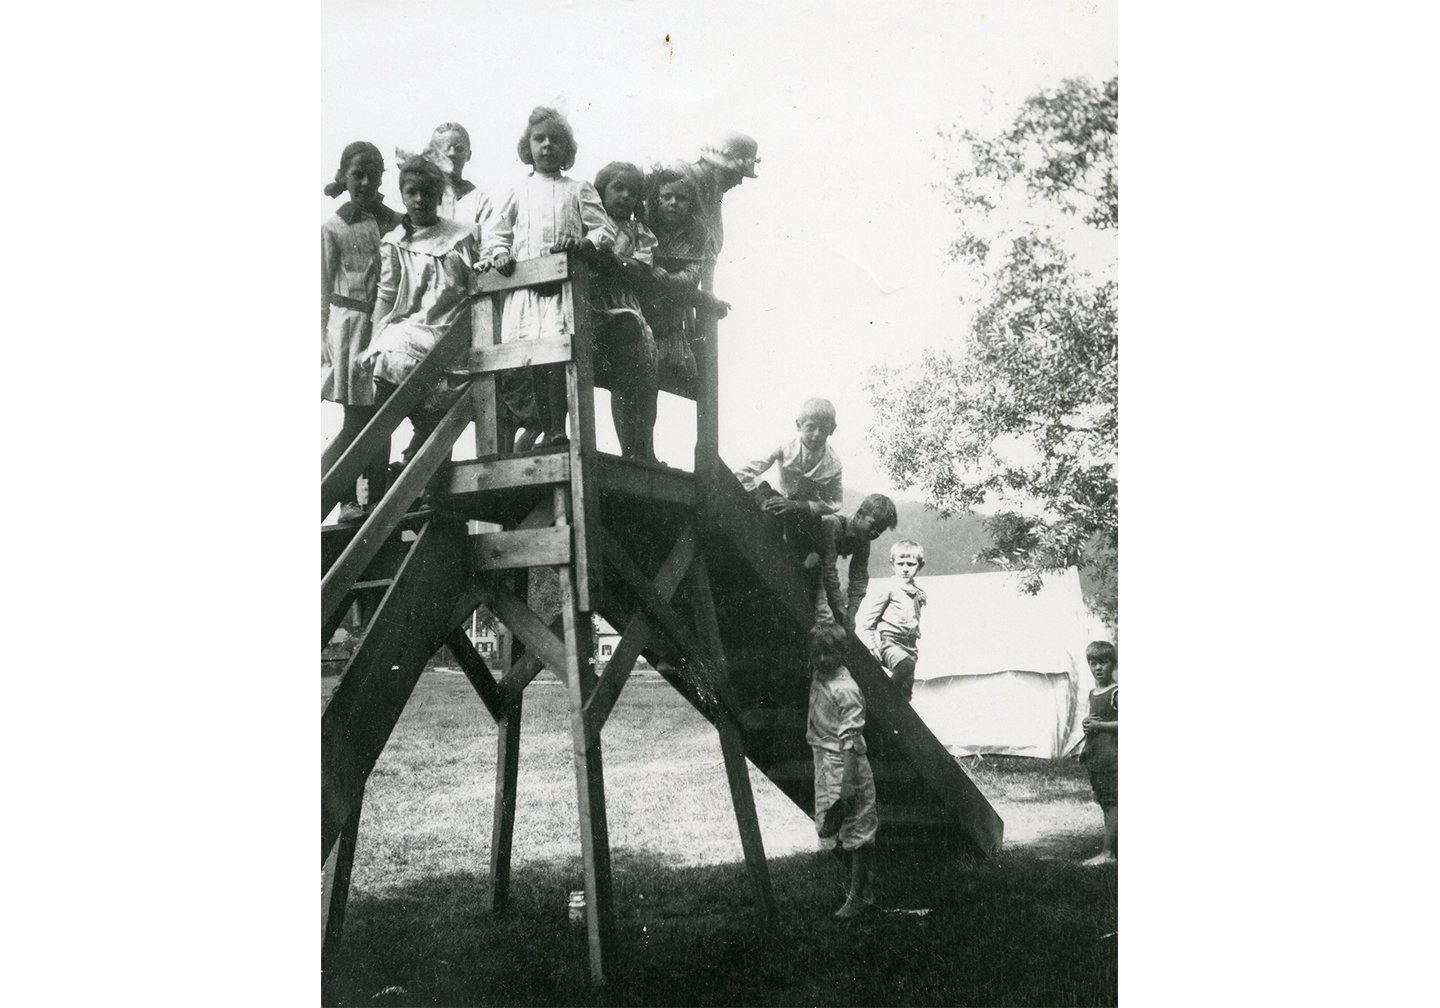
[489,691,522,915]
[322,795,363,957]
[555,485,613,984]
[471,295,502,457]
[562,254,600,610]
[688,554,777,925]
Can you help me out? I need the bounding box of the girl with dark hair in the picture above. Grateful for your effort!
[360,157,480,478]
[589,161,659,461]
[482,107,615,450]
[322,141,398,522]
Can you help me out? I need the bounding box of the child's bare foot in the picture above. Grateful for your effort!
[832,893,874,920]
[1081,853,1116,867]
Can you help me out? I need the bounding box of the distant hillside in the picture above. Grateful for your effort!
[840,490,1000,578]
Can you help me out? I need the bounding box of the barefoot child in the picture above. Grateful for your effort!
[484,107,615,450]
[1080,640,1118,866]
[322,141,398,521]
[806,623,878,920]
[816,495,897,632]
[589,161,660,461]
[361,157,481,481]
[856,539,927,701]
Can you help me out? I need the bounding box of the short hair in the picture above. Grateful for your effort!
[1086,640,1117,662]
[430,122,471,150]
[890,539,925,564]
[397,156,447,199]
[594,161,644,211]
[517,106,577,170]
[808,622,847,651]
[646,167,697,208]
[797,397,837,430]
[858,493,898,532]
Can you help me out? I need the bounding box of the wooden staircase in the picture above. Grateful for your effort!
[320,251,1002,986]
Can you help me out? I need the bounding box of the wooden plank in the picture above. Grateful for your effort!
[445,628,504,722]
[557,551,614,985]
[490,692,523,914]
[472,335,573,374]
[693,310,720,476]
[470,296,500,456]
[478,576,570,674]
[596,456,696,507]
[322,796,362,957]
[473,527,571,571]
[583,528,696,739]
[322,519,471,856]
[321,323,473,517]
[599,531,710,679]
[471,251,569,295]
[563,255,599,611]
[690,554,776,926]
[445,452,570,498]
[321,390,473,633]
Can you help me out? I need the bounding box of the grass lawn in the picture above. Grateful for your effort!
[322,671,1117,1007]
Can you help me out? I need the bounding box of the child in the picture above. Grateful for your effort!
[805,622,878,920]
[642,168,729,397]
[360,157,480,478]
[1080,640,1118,866]
[856,540,927,701]
[484,107,616,450]
[816,494,898,631]
[322,141,398,522]
[589,161,660,461]
[735,398,845,568]
[421,122,494,241]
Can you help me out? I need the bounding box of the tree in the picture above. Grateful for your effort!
[867,76,1118,622]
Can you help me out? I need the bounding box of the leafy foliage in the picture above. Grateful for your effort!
[867,76,1118,621]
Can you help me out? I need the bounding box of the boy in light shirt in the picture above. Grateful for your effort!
[856,539,927,701]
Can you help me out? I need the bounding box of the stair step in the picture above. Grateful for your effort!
[876,804,949,828]
[738,708,806,731]
[351,579,393,592]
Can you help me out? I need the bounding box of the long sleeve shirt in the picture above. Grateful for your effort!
[733,437,843,516]
[818,514,872,625]
[806,667,867,754]
[486,171,615,260]
[856,579,926,659]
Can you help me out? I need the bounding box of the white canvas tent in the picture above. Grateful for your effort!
[902,568,1110,758]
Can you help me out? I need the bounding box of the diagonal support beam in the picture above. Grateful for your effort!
[445,628,505,721]
[583,528,697,741]
[478,576,569,674]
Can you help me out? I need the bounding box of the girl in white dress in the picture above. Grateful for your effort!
[484,107,615,449]
[322,141,398,521]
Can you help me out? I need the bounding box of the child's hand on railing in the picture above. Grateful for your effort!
[479,250,516,276]
[550,237,595,255]
[696,291,731,319]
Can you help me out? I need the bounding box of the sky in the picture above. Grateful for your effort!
[321,0,1117,499]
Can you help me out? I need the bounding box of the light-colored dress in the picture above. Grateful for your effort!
[590,218,658,378]
[487,171,616,344]
[321,202,397,405]
[361,218,479,406]
[807,666,878,851]
[645,218,709,391]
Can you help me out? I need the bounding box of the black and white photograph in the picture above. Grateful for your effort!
[319,2,1118,1004]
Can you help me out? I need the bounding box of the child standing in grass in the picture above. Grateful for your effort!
[856,539,927,701]
[483,106,615,450]
[806,622,878,920]
[1080,640,1118,866]
[322,141,398,521]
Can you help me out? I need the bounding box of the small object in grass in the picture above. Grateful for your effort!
[568,890,586,928]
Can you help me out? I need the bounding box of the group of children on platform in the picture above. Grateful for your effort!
[322,110,1117,921]
[739,396,1118,915]
[322,107,742,522]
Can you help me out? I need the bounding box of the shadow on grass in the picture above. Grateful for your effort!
[324,842,1115,1007]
